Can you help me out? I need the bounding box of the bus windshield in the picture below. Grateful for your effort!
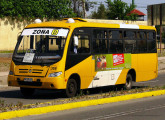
[13,28,69,65]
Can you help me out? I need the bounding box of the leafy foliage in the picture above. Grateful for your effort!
[70,0,96,17]
[92,3,107,19]
[106,0,136,20]
[0,0,76,20]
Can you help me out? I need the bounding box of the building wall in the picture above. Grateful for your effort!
[0,18,147,51]
[147,3,165,26]
[0,17,32,51]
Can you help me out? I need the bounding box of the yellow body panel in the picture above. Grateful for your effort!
[115,69,129,85]
[136,53,158,82]
[65,56,96,89]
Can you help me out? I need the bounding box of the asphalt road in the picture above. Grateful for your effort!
[0,73,165,105]
[17,94,165,120]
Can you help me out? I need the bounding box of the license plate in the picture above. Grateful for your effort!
[24,78,33,82]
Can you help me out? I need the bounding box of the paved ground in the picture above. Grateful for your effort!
[0,72,8,87]
[12,94,165,120]
[0,73,164,105]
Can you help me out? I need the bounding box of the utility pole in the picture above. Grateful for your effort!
[82,0,86,18]
[160,4,162,53]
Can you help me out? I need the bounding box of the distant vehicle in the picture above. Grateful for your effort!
[8,18,158,97]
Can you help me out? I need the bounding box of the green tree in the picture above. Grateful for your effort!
[0,0,76,20]
[106,0,136,20]
[70,0,96,17]
[0,0,15,18]
[92,3,107,19]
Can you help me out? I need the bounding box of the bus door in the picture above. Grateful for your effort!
[65,28,93,89]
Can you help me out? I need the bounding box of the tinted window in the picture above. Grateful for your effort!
[147,31,156,53]
[137,31,147,53]
[147,32,155,40]
[148,40,156,52]
[124,31,136,53]
[109,40,123,53]
[93,29,108,53]
[109,30,123,53]
[137,31,146,39]
[124,40,136,53]
[124,31,136,39]
[109,31,122,39]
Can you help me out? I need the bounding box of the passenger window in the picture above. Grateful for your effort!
[124,31,136,39]
[124,40,136,53]
[137,31,147,53]
[93,29,108,53]
[147,40,156,52]
[147,32,155,40]
[137,32,146,39]
[124,31,136,53]
[109,30,123,53]
[147,31,156,52]
[110,31,122,39]
[109,40,123,53]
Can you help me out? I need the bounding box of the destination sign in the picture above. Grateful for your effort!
[21,28,69,37]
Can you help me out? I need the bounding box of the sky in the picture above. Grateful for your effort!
[87,0,165,20]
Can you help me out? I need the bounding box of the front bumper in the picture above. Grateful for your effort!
[8,75,66,89]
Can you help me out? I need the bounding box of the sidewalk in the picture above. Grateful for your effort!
[0,72,8,86]
[0,72,8,76]
[158,57,165,61]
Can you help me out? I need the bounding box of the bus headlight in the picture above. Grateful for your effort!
[9,71,13,75]
[48,72,62,77]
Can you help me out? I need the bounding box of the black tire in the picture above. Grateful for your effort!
[66,79,77,98]
[124,74,133,90]
[20,87,35,98]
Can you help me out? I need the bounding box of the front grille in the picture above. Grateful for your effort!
[18,81,42,86]
[19,69,43,74]
[19,69,28,73]
[32,69,43,74]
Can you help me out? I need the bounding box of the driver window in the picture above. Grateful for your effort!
[70,34,90,54]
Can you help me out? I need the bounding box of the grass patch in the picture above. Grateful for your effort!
[0,51,13,53]
[0,86,165,113]
[158,49,165,57]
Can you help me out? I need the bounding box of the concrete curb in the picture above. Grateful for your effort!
[0,90,165,120]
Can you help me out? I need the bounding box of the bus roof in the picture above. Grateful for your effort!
[25,18,156,31]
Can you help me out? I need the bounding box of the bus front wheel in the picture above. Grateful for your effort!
[20,87,35,98]
[124,74,133,90]
[66,79,77,98]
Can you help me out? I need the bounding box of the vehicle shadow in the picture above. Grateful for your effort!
[0,85,149,100]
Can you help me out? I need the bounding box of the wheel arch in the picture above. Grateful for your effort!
[68,73,81,90]
[127,69,136,82]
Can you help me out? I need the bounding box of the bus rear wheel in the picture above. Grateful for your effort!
[66,79,77,98]
[20,87,35,98]
[124,74,133,90]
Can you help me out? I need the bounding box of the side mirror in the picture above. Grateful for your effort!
[74,36,78,46]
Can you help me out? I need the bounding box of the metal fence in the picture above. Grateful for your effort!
[157,38,165,49]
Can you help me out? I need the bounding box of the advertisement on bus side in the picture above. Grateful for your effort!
[95,54,131,71]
